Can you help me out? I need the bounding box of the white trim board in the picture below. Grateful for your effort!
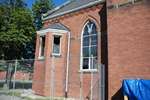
[37,28,69,36]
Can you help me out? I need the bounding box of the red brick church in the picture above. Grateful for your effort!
[33,0,103,99]
[32,0,150,99]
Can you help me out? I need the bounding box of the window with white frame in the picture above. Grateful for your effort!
[81,20,98,70]
[52,35,61,55]
[39,36,45,57]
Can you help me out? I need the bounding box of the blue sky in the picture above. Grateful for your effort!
[26,0,67,8]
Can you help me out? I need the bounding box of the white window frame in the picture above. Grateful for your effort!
[52,34,62,56]
[80,21,98,72]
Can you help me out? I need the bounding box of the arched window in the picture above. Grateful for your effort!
[81,20,98,70]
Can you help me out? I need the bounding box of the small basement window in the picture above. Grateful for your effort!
[39,36,45,58]
[52,35,61,55]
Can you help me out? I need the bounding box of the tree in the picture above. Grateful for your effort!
[0,0,35,60]
[1,0,27,11]
[0,0,35,88]
[32,0,54,30]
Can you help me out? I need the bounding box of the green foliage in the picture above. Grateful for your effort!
[0,0,35,88]
[0,1,35,60]
[0,0,54,60]
[32,0,54,30]
[0,67,5,71]
[2,0,27,8]
[0,8,34,44]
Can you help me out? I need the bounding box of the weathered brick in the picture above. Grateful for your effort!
[32,4,102,98]
[108,1,150,99]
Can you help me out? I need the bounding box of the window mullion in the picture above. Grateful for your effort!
[83,34,97,38]
[81,21,98,71]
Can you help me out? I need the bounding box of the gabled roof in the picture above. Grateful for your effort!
[43,0,104,21]
[41,23,69,31]
[37,23,69,34]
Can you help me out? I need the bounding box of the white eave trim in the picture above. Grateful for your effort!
[37,28,68,35]
[43,0,105,21]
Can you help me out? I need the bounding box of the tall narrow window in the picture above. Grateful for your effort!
[52,35,61,55]
[39,36,45,57]
[81,20,98,70]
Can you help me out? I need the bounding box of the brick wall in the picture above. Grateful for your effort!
[32,4,102,99]
[0,71,32,80]
[107,0,136,6]
[59,5,101,98]
[108,1,150,99]
[33,32,68,96]
[32,1,150,99]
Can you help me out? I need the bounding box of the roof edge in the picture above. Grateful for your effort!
[43,0,72,17]
[43,0,105,21]
[37,28,69,35]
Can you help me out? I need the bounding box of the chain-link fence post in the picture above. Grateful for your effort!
[11,60,17,100]
[50,56,55,100]
[100,64,105,100]
[90,56,94,100]
[80,70,83,100]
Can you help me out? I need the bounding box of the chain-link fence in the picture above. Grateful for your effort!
[0,59,105,100]
[0,59,34,100]
[78,64,105,100]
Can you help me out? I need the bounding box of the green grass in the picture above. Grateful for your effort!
[7,91,66,100]
[0,89,69,100]
[0,87,4,90]
[7,91,21,97]
[22,96,65,100]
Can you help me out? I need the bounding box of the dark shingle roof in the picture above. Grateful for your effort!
[43,0,104,21]
[41,23,69,31]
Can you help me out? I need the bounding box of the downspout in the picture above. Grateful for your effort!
[65,31,71,97]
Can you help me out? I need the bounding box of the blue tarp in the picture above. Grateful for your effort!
[122,79,150,100]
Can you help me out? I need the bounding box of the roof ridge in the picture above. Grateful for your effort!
[42,0,104,21]
[43,0,73,17]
